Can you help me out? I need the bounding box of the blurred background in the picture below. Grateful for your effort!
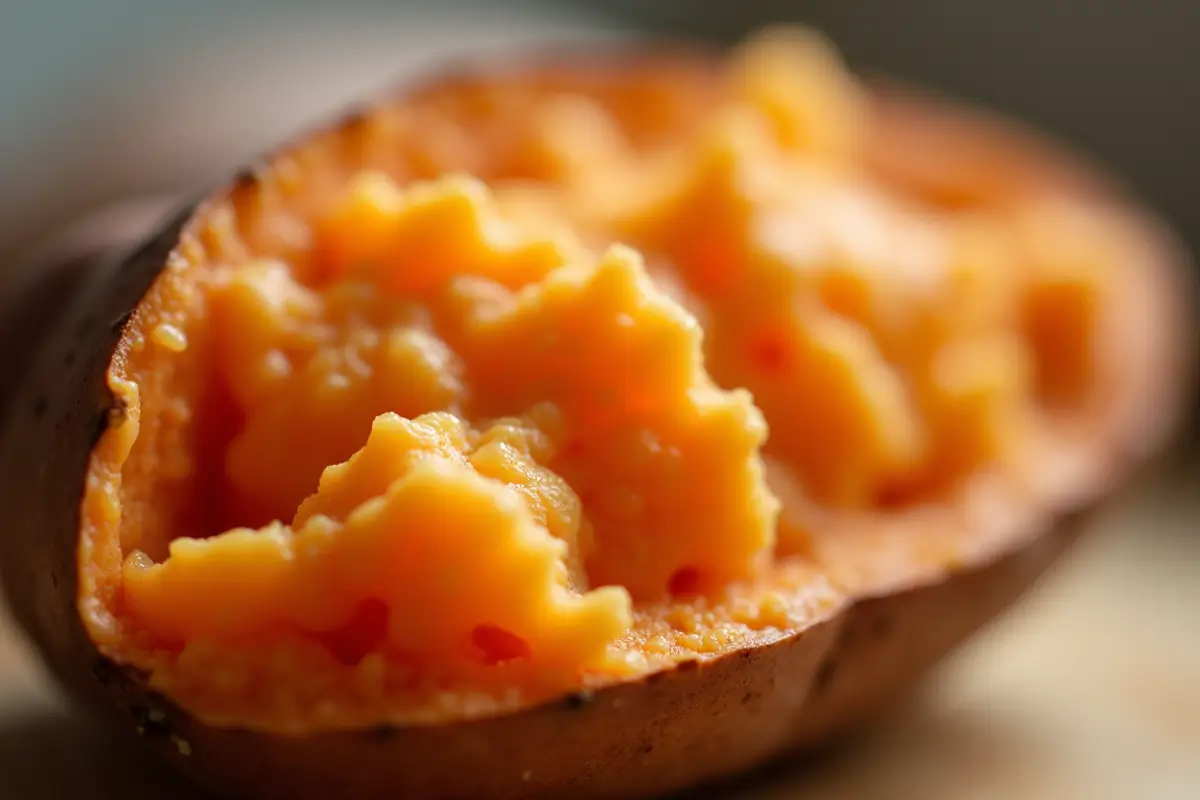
[0,1,1197,797]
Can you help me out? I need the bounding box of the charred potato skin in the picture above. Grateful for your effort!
[0,48,1189,799]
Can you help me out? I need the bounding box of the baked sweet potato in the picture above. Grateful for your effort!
[0,28,1188,799]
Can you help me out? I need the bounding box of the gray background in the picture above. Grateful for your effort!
[4,1,1197,250]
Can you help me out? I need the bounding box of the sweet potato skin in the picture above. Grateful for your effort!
[791,511,1087,751]
[0,47,1188,800]
[0,208,191,726]
[116,622,841,799]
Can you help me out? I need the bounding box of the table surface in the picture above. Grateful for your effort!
[1,475,1196,799]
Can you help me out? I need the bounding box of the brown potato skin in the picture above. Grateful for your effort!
[0,48,1189,799]
[791,510,1087,751]
[118,621,840,799]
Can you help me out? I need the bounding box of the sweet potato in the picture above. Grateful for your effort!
[0,30,1187,799]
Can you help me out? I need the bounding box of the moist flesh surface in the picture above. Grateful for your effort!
[79,28,1140,733]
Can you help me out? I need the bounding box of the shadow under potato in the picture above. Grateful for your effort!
[0,690,1024,800]
[665,695,1000,799]
[0,709,207,800]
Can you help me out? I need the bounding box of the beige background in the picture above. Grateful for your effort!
[1,473,1196,799]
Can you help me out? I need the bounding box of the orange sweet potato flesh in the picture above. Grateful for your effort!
[0,29,1189,799]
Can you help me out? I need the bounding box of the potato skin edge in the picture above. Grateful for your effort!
[791,508,1090,750]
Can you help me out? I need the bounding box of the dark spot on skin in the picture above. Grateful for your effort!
[741,690,759,706]
[563,690,595,710]
[369,724,399,740]
[49,572,57,588]
[676,659,700,673]
[740,649,753,660]
[111,310,134,335]
[639,743,654,755]
[32,396,48,419]
[814,657,838,694]
[646,670,667,685]
[130,704,172,740]
[91,658,121,689]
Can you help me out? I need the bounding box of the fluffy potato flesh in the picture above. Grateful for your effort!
[78,27,1132,734]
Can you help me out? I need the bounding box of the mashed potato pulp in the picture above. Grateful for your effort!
[124,200,778,665]
[80,28,1119,730]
